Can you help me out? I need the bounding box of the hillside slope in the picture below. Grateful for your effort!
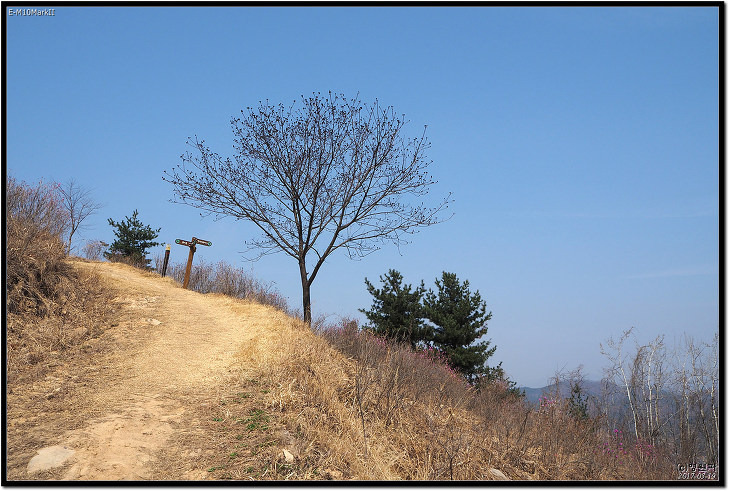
[7,260,304,480]
[18,259,671,481]
[8,260,524,481]
[3,262,696,481]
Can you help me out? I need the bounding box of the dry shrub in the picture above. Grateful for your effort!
[469,386,676,480]
[256,318,502,480]
[161,259,291,313]
[269,320,415,480]
[105,251,151,269]
[319,320,472,411]
[5,177,117,384]
[6,263,117,385]
[305,318,678,480]
[82,240,108,261]
[6,177,70,316]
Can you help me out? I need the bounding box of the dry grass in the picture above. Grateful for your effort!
[6,177,119,385]
[5,176,680,481]
[154,257,292,314]
[187,314,679,481]
[6,262,118,386]
[7,176,69,317]
[171,313,513,480]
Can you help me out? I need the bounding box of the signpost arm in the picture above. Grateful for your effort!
[175,236,210,290]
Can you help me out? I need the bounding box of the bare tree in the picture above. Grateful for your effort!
[705,332,719,463]
[164,92,451,323]
[671,333,719,464]
[631,335,667,446]
[601,328,641,442]
[58,179,102,254]
[602,330,670,445]
[602,329,719,467]
[82,240,108,261]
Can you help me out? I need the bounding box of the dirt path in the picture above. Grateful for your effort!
[17,261,284,480]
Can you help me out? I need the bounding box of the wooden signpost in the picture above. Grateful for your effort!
[175,236,212,289]
[161,244,171,277]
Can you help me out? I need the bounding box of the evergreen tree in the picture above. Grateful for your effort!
[359,269,430,348]
[423,272,496,382]
[567,383,590,421]
[104,209,161,268]
[475,361,524,397]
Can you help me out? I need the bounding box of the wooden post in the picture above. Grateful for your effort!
[161,244,171,277]
[183,244,196,289]
[175,237,212,290]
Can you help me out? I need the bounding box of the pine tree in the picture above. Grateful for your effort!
[423,272,496,382]
[567,383,590,421]
[104,209,161,268]
[359,269,430,348]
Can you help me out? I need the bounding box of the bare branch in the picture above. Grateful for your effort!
[164,92,452,323]
[58,179,103,254]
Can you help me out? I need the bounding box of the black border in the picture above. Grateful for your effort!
[1,1,724,486]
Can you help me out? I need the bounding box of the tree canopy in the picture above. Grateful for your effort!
[360,269,430,349]
[361,269,499,383]
[164,92,450,323]
[424,272,496,383]
[105,209,160,268]
[58,179,102,254]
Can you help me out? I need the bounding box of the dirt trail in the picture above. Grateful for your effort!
[27,261,280,480]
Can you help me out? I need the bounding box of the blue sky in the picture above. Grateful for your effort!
[6,6,719,387]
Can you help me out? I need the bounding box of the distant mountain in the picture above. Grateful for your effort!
[518,379,682,425]
[519,379,623,406]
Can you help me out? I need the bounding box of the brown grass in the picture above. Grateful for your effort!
[153,257,292,314]
[6,262,118,385]
[185,314,679,481]
[7,176,69,317]
[7,255,679,481]
[5,176,680,481]
[6,177,119,385]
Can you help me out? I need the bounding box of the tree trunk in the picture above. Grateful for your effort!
[299,260,311,325]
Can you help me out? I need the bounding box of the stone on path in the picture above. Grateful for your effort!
[27,446,75,474]
[489,468,509,480]
[282,449,295,463]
